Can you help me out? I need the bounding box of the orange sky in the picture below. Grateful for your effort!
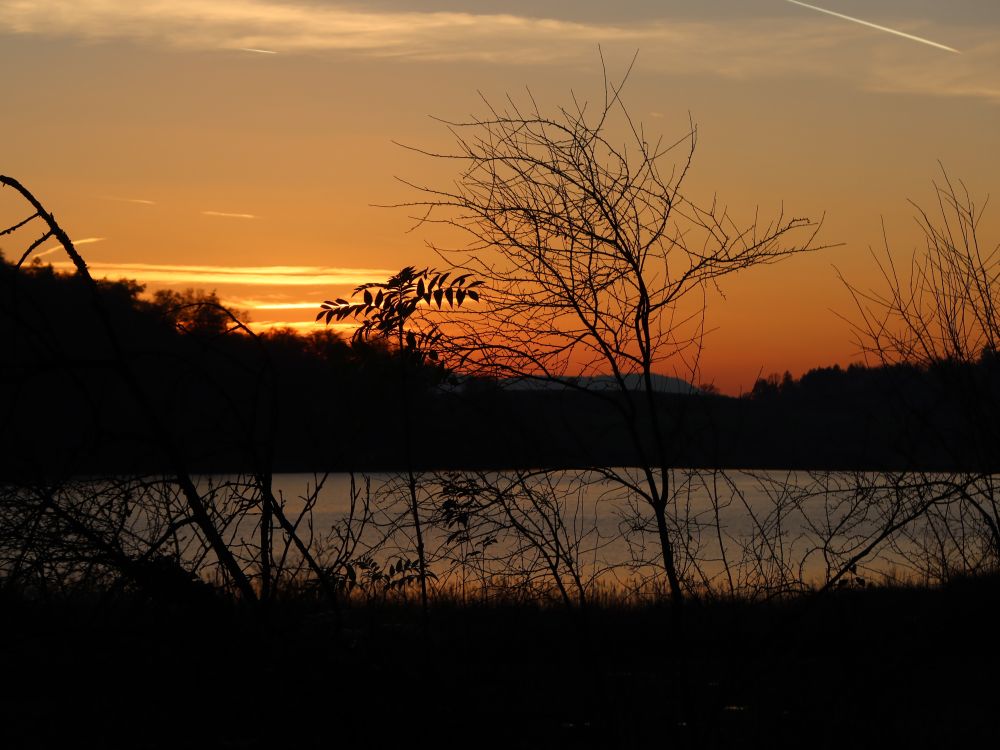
[2,1,998,393]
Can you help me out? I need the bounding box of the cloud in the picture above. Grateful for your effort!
[201,210,257,219]
[865,37,1000,102]
[45,260,395,287]
[32,246,64,260]
[0,0,658,61]
[37,237,106,258]
[35,258,379,327]
[105,196,156,205]
[245,302,323,310]
[248,319,354,335]
[0,1,996,101]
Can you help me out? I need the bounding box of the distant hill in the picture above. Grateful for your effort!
[498,373,698,395]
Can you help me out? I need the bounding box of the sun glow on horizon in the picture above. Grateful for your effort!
[247,302,326,310]
[3,0,996,395]
[248,319,355,335]
[46,260,395,288]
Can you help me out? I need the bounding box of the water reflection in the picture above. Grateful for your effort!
[254,469,997,599]
[5,470,991,601]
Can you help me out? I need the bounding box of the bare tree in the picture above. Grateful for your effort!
[842,170,998,369]
[1,175,361,620]
[1,174,261,602]
[842,170,1000,568]
[395,64,825,604]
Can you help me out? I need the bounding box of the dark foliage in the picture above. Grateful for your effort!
[745,358,1000,471]
[2,577,998,749]
[0,252,436,478]
[4,252,997,477]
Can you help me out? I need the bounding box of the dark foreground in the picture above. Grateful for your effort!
[2,578,998,749]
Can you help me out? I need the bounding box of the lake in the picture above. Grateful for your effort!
[253,468,992,598]
[5,468,988,600]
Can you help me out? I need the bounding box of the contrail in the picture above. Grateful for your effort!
[37,237,105,257]
[202,210,257,219]
[784,0,960,53]
[105,196,156,205]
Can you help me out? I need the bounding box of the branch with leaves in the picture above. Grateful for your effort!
[317,265,479,622]
[317,266,481,363]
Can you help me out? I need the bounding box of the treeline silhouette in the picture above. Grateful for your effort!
[749,356,999,409]
[743,357,999,471]
[0,253,437,478]
[3,252,997,478]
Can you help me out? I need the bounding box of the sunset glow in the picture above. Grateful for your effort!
[47,261,395,288]
[3,0,997,392]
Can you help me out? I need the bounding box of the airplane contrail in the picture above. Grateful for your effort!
[105,196,156,205]
[784,0,960,53]
[202,210,257,219]
[37,237,105,257]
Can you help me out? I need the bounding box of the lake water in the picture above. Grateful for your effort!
[250,468,992,597]
[4,469,990,599]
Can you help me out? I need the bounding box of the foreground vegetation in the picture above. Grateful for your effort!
[3,575,998,749]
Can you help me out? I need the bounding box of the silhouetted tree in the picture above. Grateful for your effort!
[842,169,1000,571]
[395,64,825,605]
[843,171,997,369]
[1,174,258,601]
[2,176,362,617]
[152,288,246,336]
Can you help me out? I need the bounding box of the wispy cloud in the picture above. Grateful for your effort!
[784,1,960,54]
[201,210,257,219]
[224,296,340,314]
[865,40,1000,101]
[37,257,374,325]
[37,237,105,258]
[105,196,156,205]
[239,47,277,54]
[46,260,394,288]
[246,302,323,310]
[248,319,352,335]
[0,0,656,61]
[0,1,995,101]
[32,246,64,260]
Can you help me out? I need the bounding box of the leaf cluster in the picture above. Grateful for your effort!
[439,474,500,550]
[316,266,481,342]
[338,555,438,594]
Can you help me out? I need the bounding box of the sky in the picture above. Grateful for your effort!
[1,0,997,393]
